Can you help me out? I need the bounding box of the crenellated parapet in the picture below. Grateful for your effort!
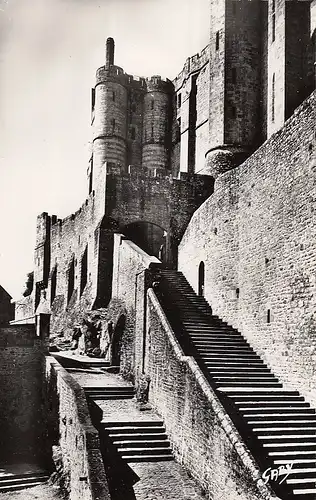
[173,44,209,91]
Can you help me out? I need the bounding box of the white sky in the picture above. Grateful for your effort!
[0,0,209,299]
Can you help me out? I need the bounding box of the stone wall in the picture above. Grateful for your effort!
[179,90,316,408]
[0,325,44,460]
[44,356,110,500]
[110,234,160,380]
[144,290,278,500]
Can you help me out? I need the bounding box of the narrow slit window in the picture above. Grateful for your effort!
[272,0,276,42]
[216,31,220,51]
[151,100,154,110]
[272,73,275,123]
[177,93,182,108]
[232,67,237,84]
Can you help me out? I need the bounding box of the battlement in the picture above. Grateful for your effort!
[173,44,209,91]
[145,75,174,93]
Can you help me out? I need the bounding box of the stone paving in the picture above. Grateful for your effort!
[68,365,205,500]
[0,484,64,500]
[131,462,205,500]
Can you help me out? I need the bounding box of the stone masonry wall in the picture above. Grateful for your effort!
[179,90,316,408]
[110,234,160,380]
[0,325,44,460]
[144,290,278,500]
[44,356,110,500]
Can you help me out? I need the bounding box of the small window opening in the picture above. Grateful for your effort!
[216,31,220,51]
[80,247,88,296]
[267,309,271,323]
[177,94,182,108]
[236,287,240,298]
[67,258,75,305]
[272,0,276,42]
[272,73,275,123]
[112,90,116,101]
[151,100,154,110]
[231,105,237,119]
[51,266,57,305]
[232,67,237,84]
[111,118,116,133]
[176,117,181,142]
[151,124,154,138]
[130,127,136,140]
[131,103,136,112]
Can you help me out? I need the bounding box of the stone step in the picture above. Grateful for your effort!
[201,354,261,360]
[273,459,316,467]
[230,393,302,401]
[248,420,316,426]
[0,474,49,492]
[101,420,164,427]
[109,433,167,440]
[113,439,170,448]
[212,376,278,382]
[118,446,172,456]
[86,394,134,400]
[84,386,134,391]
[258,434,316,442]
[237,401,310,408]
[105,427,166,435]
[241,407,314,414]
[208,370,272,376]
[205,361,266,367]
[292,488,316,496]
[216,382,283,389]
[268,450,316,458]
[123,454,174,463]
[263,442,316,450]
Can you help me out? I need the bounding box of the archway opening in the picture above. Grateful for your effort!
[198,261,205,297]
[123,221,167,262]
[111,315,126,367]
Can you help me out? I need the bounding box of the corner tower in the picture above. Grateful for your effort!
[205,0,264,178]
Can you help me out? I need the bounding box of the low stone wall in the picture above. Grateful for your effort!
[0,325,44,460]
[44,356,110,500]
[144,290,279,500]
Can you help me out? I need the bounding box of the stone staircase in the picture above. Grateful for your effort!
[102,420,173,462]
[155,269,316,500]
[84,385,174,463]
[0,470,49,493]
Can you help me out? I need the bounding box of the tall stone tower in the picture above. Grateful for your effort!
[267,0,314,137]
[205,0,263,178]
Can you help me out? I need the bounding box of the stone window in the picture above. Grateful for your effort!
[130,126,136,140]
[177,93,182,108]
[151,124,154,138]
[80,247,88,296]
[151,99,154,110]
[176,118,181,142]
[112,90,116,101]
[111,118,116,133]
[267,309,271,323]
[216,31,220,51]
[67,258,75,305]
[51,266,57,305]
[272,0,276,42]
[272,73,275,122]
[232,67,237,84]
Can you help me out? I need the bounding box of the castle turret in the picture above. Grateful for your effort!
[205,0,263,178]
[142,76,173,176]
[92,38,128,190]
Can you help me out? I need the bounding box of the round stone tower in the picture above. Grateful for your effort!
[142,76,173,176]
[92,38,128,187]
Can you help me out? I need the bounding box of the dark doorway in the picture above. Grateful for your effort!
[123,221,167,262]
[198,261,205,297]
[111,316,126,367]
